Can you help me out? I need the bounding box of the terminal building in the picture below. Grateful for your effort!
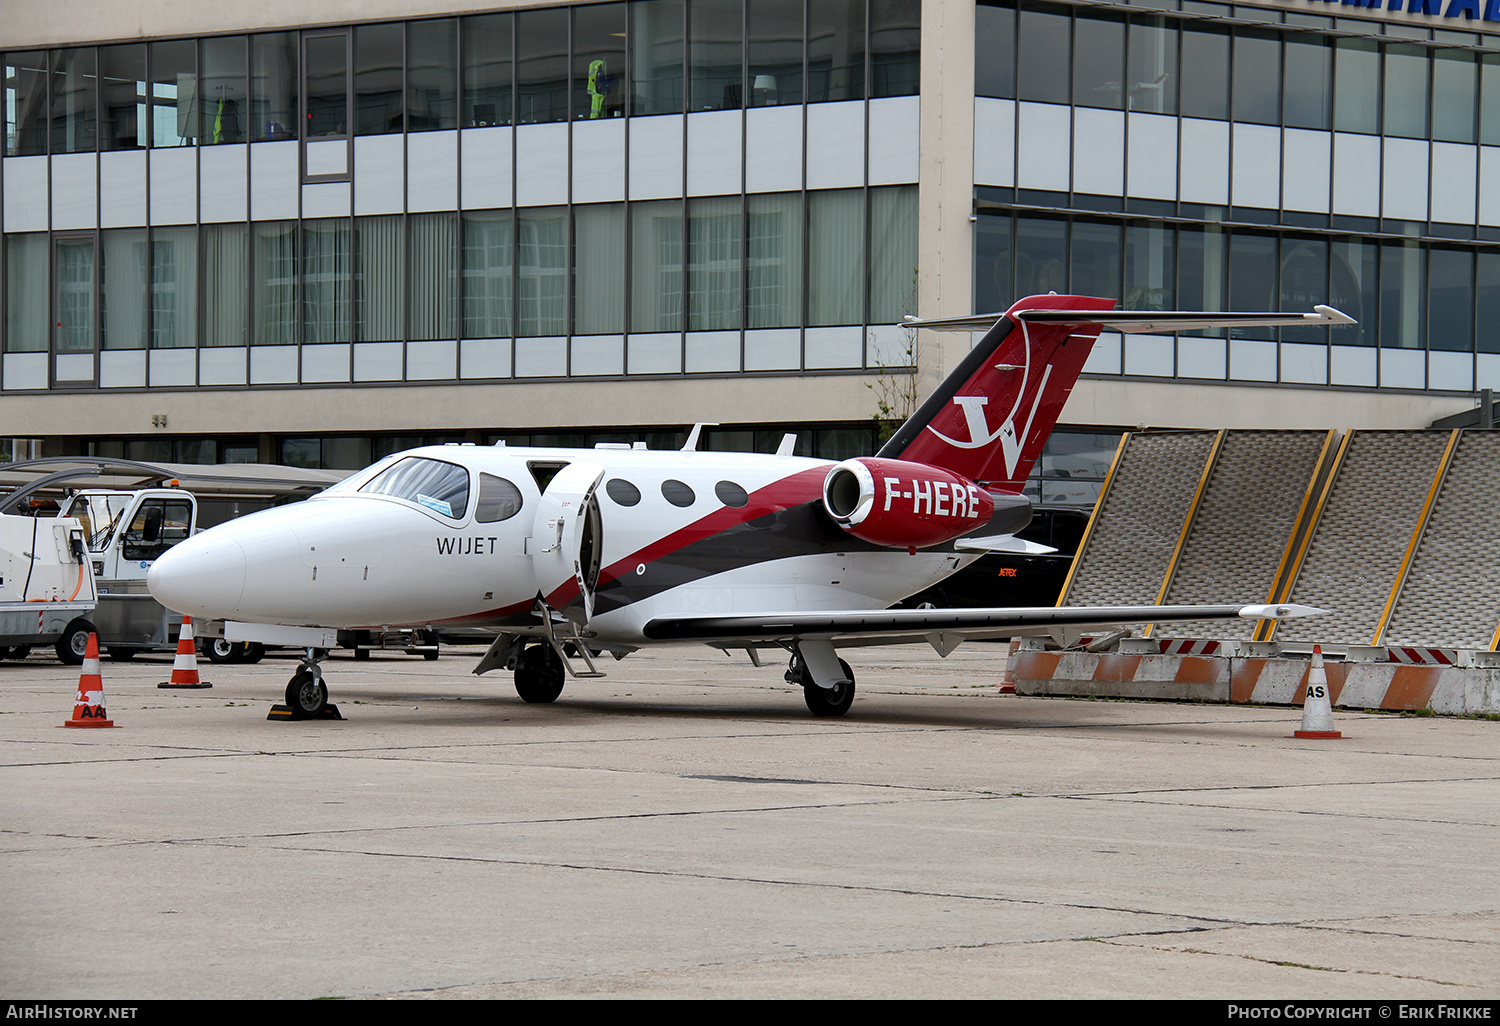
[4,0,1499,507]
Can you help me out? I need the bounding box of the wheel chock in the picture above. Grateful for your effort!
[268,703,343,721]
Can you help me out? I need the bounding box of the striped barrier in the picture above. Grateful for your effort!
[1014,645,1500,715]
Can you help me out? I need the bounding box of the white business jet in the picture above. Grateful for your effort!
[148,294,1346,717]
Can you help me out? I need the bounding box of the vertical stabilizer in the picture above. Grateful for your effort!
[877,294,1113,493]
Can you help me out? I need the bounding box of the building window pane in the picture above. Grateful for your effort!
[688,195,742,331]
[747,192,802,328]
[253,221,297,345]
[100,44,146,150]
[1384,44,1427,140]
[870,0,920,99]
[355,23,403,136]
[356,216,404,341]
[1432,50,1475,145]
[870,185,917,324]
[1017,4,1070,105]
[305,34,348,139]
[809,0,866,103]
[1477,252,1500,354]
[1483,54,1500,147]
[51,47,98,153]
[1074,13,1124,111]
[1178,226,1226,338]
[251,33,299,141]
[575,4,628,120]
[691,0,745,111]
[975,3,1015,101]
[1280,237,1328,343]
[1179,25,1228,121]
[462,210,513,339]
[1071,220,1121,300]
[1229,232,1277,340]
[1428,248,1473,353]
[151,227,197,349]
[1333,37,1379,135]
[631,0,685,115]
[55,237,96,352]
[749,0,804,107]
[410,213,458,340]
[407,18,458,132]
[1015,215,1066,297]
[303,219,350,344]
[5,234,49,352]
[517,207,567,336]
[5,54,50,156]
[201,223,247,347]
[1380,240,1423,350]
[1124,222,1173,311]
[1330,238,1376,348]
[463,14,512,128]
[1283,33,1330,131]
[574,203,626,335]
[974,209,1012,314]
[1232,30,1279,126]
[516,7,569,124]
[148,39,196,147]
[808,189,864,326]
[200,37,247,144]
[631,199,684,333]
[1126,16,1176,115]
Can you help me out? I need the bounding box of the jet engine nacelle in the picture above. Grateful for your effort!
[822,457,996,549]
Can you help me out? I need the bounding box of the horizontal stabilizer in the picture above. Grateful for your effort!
[904,305,1355,334]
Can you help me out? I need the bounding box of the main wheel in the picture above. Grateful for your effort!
[55,620,96,666]
[799,658,856,717]
[241,643,266,664]
[514,645,565,704]
[285,669,328,716]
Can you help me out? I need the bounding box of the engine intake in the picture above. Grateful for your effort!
[822,457,996,549]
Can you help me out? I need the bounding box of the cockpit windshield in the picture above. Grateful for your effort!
[65,493,134,552]
[357,457,470,519]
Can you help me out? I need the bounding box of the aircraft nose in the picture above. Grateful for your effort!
[147,531,248,619]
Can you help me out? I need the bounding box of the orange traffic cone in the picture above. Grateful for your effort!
[61,633,115,728]
[999,637,1020,695]
[159,617,211,689]
[1293,644,1342,739]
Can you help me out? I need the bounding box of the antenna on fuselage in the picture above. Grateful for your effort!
[681,422,717,452]
[775,433,797,456]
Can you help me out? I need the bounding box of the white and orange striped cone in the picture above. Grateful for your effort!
[159,617,211,689]
[61,633,114,728]
[1293,644,1342,739]
[999,637,1021,694]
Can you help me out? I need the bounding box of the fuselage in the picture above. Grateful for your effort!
[146,443,986,644]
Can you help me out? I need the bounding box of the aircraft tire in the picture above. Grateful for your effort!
[514,645,565,704]
[242,643,266,664]
[285,669,328,716]
[204,638,244,664]
[801,659,856,717]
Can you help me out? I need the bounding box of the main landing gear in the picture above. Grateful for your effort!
[786,654,856,717]
[513,643,566,704]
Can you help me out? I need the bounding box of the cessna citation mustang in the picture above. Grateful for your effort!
[148,294,1344,718]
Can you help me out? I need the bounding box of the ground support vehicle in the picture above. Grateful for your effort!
[0,509,97,663]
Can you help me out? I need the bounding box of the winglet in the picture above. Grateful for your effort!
[1236,603,1327,620]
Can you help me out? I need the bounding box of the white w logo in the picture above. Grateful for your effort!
[924,365,1052,480]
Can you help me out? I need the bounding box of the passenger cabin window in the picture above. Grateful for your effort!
[475,473,524,523]
[661,479,695,507]
[605,478,641,506]
[359,456,470,519]
[714,480,748,508]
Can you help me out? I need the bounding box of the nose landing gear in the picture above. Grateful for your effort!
[271,649,343,721]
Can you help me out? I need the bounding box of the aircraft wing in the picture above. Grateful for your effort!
[904,306,1355,334]
[641,603,1323,649]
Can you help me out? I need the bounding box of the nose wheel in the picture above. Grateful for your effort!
[272,650,341,720]
[514,644,566,703]
[787,655,857,717]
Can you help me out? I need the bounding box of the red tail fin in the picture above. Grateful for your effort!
[877,295,1113,493]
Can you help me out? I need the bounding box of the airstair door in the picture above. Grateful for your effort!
[530,461,606,625]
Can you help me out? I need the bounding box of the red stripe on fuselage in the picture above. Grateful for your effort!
[542,465,830,611]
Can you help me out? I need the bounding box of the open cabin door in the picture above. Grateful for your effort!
[530,461,606,625]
